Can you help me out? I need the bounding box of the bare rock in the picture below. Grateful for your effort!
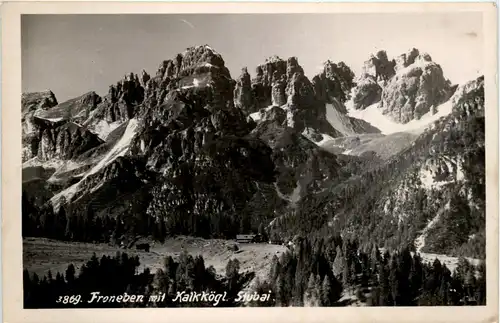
[351,74,382,110]
[234,67,255,113]
[380,56,453,123]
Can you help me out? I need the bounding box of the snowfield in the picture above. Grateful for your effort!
[86,118,138,176]
[90,119,123,140]
[346,100,453,135]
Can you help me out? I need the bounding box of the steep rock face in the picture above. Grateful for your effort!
[37,122,104,161]
[23,92,103,161]
[251,115,341,200]
[394,48,420,71]
[312,61,356,104]
[250,56,288,112]
[283,71,343,139]
[351,74,382,110]
[22,90,58,117]
[271,71,287,107]
[83,74,145,140]
[132,87,278,237]
[380,54,453,123]
[234,67,255,113]
[350,50,395,111]
[250,57,373,140]
[361,50,396,83]
[350,51,393,111]
[22,91,59,160]
[350,48,455,125]
[34,91,102,124]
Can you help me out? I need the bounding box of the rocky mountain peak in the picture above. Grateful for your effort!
[394,47,420,71]
[140,70,151,87]
[286,57,304,80]
[179,45,229,77]
[22,90,58,114]
[234,67,254,112]
[351,48,455,124]
[362,50,396,83]
[381,55,453,123]
[253,56,287,87]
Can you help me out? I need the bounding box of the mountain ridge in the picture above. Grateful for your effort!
[21,45,485,260]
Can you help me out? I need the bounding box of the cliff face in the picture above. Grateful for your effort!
[37,122,103,161]
[22,90,59,161]
[380,53,453,123]
[246,56,374,143]
[350,48,455,124]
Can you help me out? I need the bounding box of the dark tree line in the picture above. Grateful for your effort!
[23,250,253,308]
[253,234,486,307]
[22,190,271,247]
[24,252,149,308]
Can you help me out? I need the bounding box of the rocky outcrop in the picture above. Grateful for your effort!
[22,91,59,161]
[350,51,395,110]
[251,111,340,197]
[350,48,455,124]
[249,57,364,139]
[37,122,103,161]
[234,67,255,113]
[22,90,58,115]
[351,74,382,110]
[271,71,287,107]
[380,54,453,123]
[250,56,288,112]
[450,75,484,108]
[362,50,396,83]
[394,48,420,71]
[21,90,102,162]
[22,91,58,136]
[312,61,356,104]
[34,91,102,125]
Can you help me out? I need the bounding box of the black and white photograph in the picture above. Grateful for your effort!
[4,2,497,319]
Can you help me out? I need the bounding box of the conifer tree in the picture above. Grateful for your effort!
[65,264,76,285]
[378,263,392,306]
[475,261,486,305]
[320,275,333,306]
[332,246,346,279]
[304,274,320,306]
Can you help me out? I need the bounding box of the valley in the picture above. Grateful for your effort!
[23,237,288,281]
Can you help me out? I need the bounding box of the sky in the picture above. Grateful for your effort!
[22,13,484,103]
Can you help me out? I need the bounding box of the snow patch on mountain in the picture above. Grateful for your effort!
[40,117,64,123]
[301,128,335,146]
[87,119,139,176]
[90,120,123,140]
[346,99,452,135]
